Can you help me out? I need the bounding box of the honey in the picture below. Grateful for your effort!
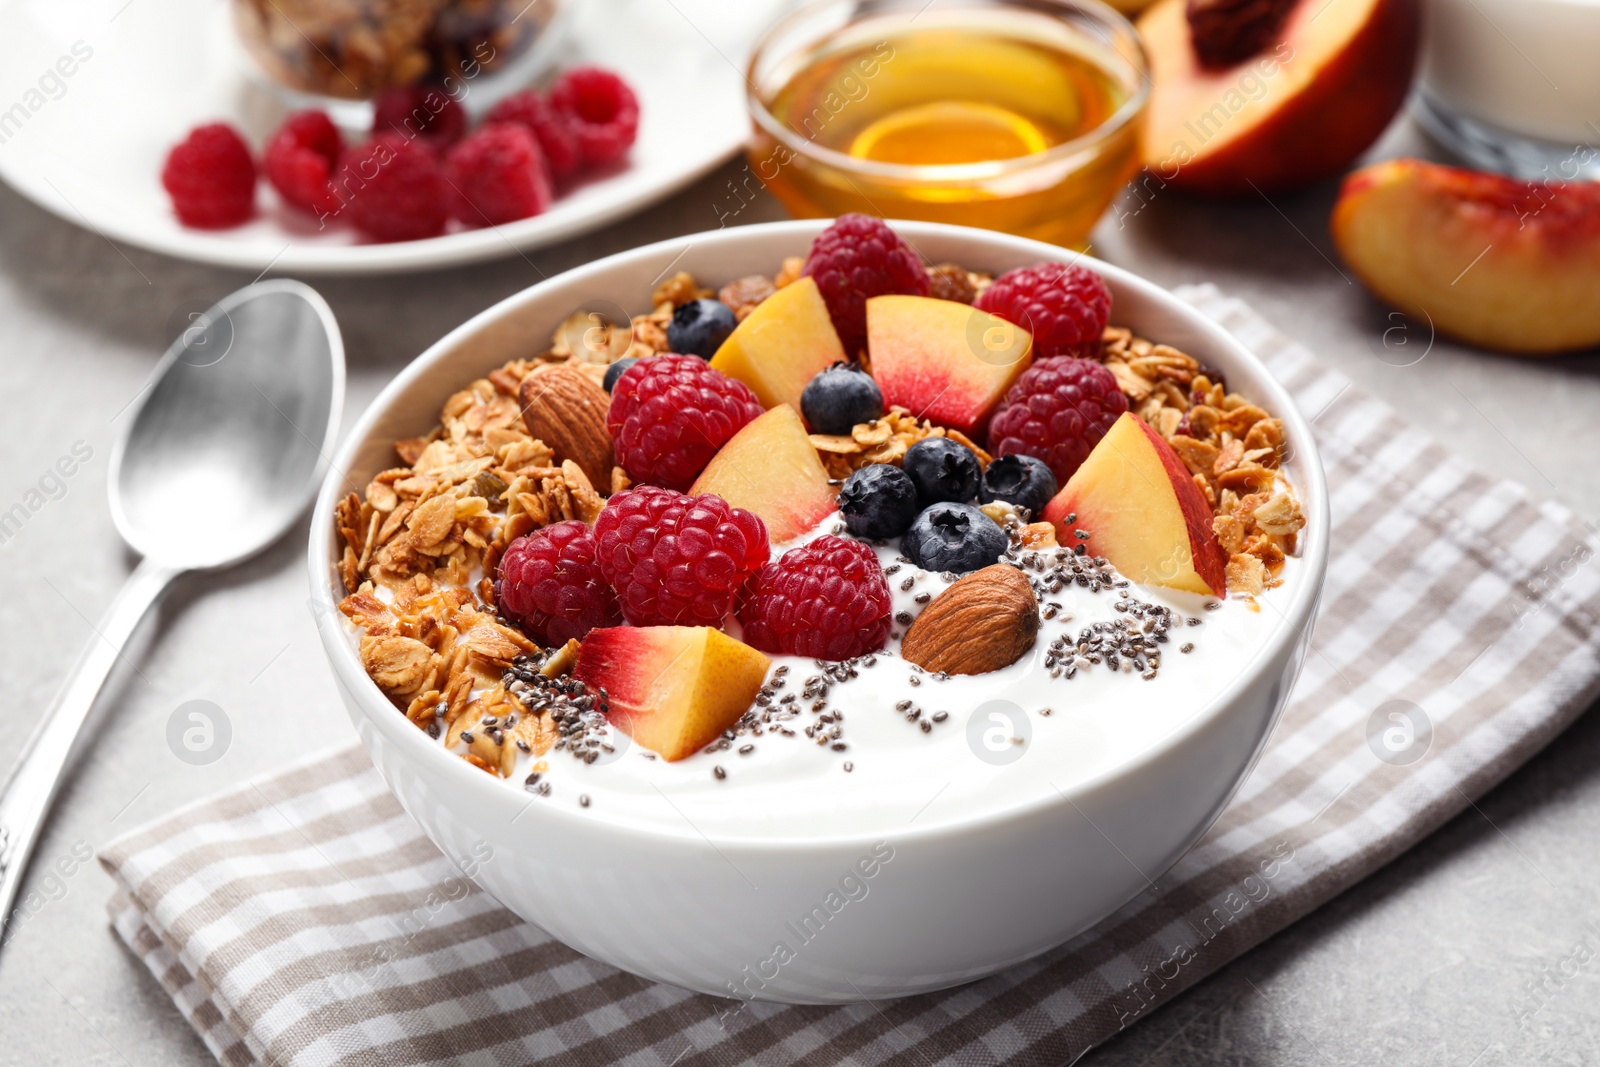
[748,6,1147,248]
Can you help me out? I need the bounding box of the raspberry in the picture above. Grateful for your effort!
[974,262,1112,360]
[444,123,552,226]
[593,487,770,627]
[607,355,763,491]
[337,135,449,242]
[372,85,466,150]
[550,67,639,168]
[263,110,343,218]
[801,214,929,355]
[987,357,1128,485]
[161,123,256,229]
[496,520,621,645]
[738,536,892,661]
[486,89,583,184]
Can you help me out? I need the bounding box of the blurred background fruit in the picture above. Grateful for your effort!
[1331,159,1600,355]
[1138,0,1420,194]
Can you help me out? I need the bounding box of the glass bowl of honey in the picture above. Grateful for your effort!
[746,0,1149,249]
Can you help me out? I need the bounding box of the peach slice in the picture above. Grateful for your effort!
[866,295,1032,436]
[690,404,838,543]
[574,625,771,762]
[1137,0,1420,194]
[1042,413,1226,596]
[709,276,847,409]
[1332,158,1600,355]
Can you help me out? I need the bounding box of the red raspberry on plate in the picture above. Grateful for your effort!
[444,123,552,226]
[263,110,343,218]
[801,213,930,355]
[607,354,763,491]
[161,123,256,229]
[550,67,639,169]
[496,520,622,645]
[975,261,1112,360]
[738,535,892,661]
[593,487,770,627]
[987,357,1128,485]
[337,135,449,242]
[550,66,636,167]
[486,89,583,185]
[371,84,467,150]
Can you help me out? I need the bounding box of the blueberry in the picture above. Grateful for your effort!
[602,357,639,393]
[978,454,1059,517]
[902,502,1008,574]
[667,298,738,359]
[902,437,980,505]
[800,362,884,435]
[839,464,919,539]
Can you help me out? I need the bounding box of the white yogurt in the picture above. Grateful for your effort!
[393,517,1299,841]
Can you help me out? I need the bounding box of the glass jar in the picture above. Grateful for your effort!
[1413,0,1600,180]
[746,0,1148,249]
[232,0,571,119]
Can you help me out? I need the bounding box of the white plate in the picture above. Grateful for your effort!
[0,0,784,274]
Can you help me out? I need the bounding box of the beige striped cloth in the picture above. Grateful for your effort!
[101,287,1600,1067]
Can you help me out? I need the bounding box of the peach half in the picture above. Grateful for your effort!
[1332,158,1600,355]
[690,404,838,544]
[1042,413,1227,596]
[866,295,1032,436]
[1137,0,1420,195]
[574,625,771,762]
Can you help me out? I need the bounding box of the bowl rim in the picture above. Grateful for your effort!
[308,218,1331,851]
[744,0,1151,185]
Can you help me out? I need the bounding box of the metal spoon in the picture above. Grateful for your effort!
[0,280,344,934]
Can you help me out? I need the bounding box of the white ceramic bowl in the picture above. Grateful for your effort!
[308,220,1329,1004]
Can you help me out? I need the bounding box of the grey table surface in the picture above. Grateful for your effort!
[2,116,1599,1066]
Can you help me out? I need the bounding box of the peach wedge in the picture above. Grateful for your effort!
[690,404,838,543]
[1332,158,1600,354]
[1042,413,1227,596]
[866,295,1032,436]
[574,626,771,762]
[710,276,847,409]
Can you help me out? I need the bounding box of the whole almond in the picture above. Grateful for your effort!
[519,365,614,490]
[901,564,1039,676]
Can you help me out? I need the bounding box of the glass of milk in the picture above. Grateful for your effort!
[1415,0,1600,180]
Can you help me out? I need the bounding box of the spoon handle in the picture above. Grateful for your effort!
[0,557,179,945]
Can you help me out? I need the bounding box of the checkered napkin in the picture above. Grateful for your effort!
[99,288,1600,1067]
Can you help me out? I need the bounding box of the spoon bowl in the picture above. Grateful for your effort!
[110,282,343,569]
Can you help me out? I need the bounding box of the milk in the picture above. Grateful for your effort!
[1419,0,1600,174]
